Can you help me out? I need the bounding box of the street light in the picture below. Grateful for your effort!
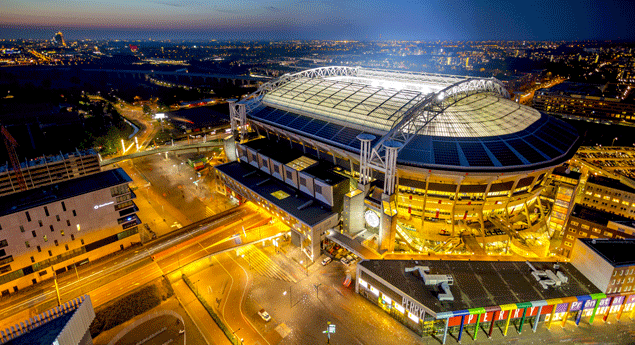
[612,137,618,146]
[283,286,293,308]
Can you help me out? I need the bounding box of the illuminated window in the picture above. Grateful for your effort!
[358,278,368,288]
[369,285,379,296]
[43,235,48,242]
[76,224,81,231]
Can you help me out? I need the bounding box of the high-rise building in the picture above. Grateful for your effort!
[0,168,140,295]
[571,238,635,294]
[53,31,66,47]
[560,204,635,257]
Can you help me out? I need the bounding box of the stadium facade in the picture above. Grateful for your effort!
[217,66,580,260]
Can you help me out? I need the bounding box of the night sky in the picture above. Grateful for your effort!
[1,0,634,41]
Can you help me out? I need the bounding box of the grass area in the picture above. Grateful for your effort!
[89,276,174,338]
[182,274,242,345]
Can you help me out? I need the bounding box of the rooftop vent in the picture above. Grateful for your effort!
[405,266,454,302]
[526,261,568,290]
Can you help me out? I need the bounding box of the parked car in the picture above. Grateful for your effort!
[345,255,355,264]
[340,257,350,265]
[258,309,271,322]
[322,257,332,266]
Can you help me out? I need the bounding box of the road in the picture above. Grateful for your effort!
[0,205,262,328]
[517,77,566,105]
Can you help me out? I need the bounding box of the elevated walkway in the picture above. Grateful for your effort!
[326,230,381,260]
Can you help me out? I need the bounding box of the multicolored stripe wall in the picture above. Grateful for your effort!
[435,293,635,344]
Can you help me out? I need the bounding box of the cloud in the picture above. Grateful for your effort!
[265,6,279,11]
[150,0,201,7]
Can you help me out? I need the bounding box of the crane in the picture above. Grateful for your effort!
[1,126,27,191]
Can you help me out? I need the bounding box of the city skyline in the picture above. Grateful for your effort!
[1,0,635,41]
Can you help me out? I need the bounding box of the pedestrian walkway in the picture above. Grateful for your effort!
[236,245,298,283]
[326,230,381,259]
[172,279,232,345]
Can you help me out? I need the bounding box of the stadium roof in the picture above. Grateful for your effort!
[243,66,580,172]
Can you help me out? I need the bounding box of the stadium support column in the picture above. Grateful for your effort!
[228,99,247,142]
[379,141,402,253]
[343,134,376,235]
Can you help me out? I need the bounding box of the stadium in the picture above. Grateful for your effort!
[216,66,580,261]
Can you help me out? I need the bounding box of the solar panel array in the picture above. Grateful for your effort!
[263,77,425,133]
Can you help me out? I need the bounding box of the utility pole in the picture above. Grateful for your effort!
[53,268,61,306]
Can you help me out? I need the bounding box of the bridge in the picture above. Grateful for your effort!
[93,69,270,87]
[100,141,224,166]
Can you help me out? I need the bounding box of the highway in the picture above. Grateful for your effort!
[0,204,282,329]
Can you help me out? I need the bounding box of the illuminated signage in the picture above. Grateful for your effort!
[94,201,114,210]
[402,296,426,319]
[365,210,380,228]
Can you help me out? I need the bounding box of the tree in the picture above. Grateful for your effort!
[142,104,151,115]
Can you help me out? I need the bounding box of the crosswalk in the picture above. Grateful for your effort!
[235,245,297,283]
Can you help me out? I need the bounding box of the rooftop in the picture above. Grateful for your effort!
[0,149,97,174]
[577,238,635,267]
[537,82,622,101]
[570,204,635,227]
[302,164,348,186]
[551,165,582,180]
[359,259,600,317]
[3,295,94,345]
[587,175,635,194]
[215,161,336,227]
[0,168,131,217]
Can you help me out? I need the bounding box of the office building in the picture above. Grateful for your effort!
[533,82,635,122]
[0,168,140,295]
[561,205,635,258]
[581,175,635,218]
[571,238,635,295]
